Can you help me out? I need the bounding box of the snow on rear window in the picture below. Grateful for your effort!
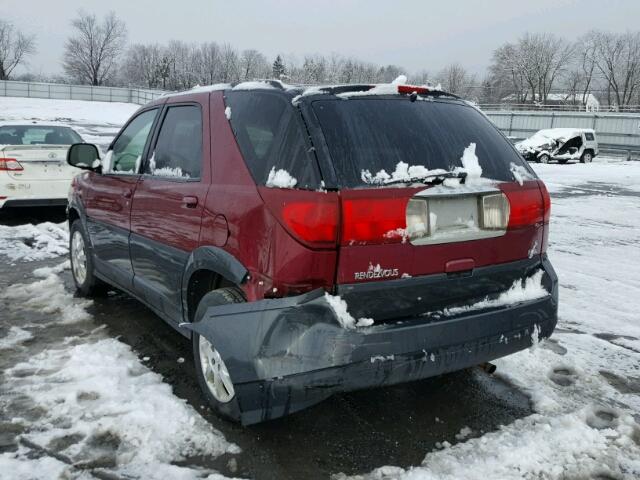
[266,167,297,188]
[312,98,527,187]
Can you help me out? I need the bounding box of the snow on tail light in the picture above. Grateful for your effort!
[0,158,24,171]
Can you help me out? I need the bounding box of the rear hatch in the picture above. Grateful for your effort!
[308,94,551,320]
[1,145,75,181]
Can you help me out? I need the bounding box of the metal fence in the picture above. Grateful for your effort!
[484,110,640,156]
[0,80,166,105]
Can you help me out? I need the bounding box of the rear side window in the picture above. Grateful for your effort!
[0,126,82,145]
[312,98,529,187]
[585,132,595,141]
[145,105,202,179]
[225,91,320,189]
[107,109,158,173]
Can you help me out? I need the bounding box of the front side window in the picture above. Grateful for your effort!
[106,109,157,174]
[585,132,595,141]
[144,105,202,179]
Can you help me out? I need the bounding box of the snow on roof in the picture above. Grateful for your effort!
[232,81,278,91]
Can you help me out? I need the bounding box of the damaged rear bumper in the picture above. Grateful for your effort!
[185,256,558,425]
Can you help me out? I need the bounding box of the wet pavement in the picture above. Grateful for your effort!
[0,213,534,479]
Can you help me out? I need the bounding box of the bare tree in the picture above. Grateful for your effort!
[63,11,127,85]
[0,20,36,80]
[591,31,640,108]
[575,31,599,104]
[240,49,268,81]
[437,63,475,96]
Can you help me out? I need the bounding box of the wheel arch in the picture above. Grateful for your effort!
[181,246,249,323]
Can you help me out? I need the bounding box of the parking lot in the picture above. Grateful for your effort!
[1,98,640,479]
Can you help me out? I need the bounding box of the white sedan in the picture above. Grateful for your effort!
[0,122,84,209]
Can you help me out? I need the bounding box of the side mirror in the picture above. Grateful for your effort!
[67,143,101,172]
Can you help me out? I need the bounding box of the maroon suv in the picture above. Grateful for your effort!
[66,81,557,425]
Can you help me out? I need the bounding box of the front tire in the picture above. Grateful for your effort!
[192,287,245,422]
[538,153,550,164]
[69,220,107,297]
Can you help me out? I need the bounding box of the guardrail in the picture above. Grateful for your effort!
[480,103,640,113]
[0,80,166,105]
[483,110,640,158]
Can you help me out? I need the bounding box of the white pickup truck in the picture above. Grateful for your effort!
[0,122,84,209]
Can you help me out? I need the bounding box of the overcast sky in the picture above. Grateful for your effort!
[3,0,640,77]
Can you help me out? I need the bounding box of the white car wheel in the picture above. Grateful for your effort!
[71,230,88,285]
[198,335,235,403]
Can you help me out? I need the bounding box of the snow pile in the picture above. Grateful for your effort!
[3,338,240,477]
[266,167,297,188]
[338,83,399,98]
[0,97,138,126]
[444,270,548,316]
[361,144,488,187]
[224,106,232,119]
[324,293,374,329]
[232,81,277,91]
[447,142,483,186]
[509,162,535,186]
[291,86,329,105]
[0,326,33,350]
[361,162,448,185]
[337,407,639,480]
[152,166,190,178]
[0,222,68,262]
[0,262,92,324]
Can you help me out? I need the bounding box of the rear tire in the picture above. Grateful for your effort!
[192,287,245,423]
[538,154,550,164]
[69,220,108,297]
[580,151,593,163]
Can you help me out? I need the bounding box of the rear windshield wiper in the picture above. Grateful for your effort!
[382,171,467,186]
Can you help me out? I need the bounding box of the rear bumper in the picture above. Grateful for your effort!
[185,256,558,425]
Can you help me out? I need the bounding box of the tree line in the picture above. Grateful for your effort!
[2,10,640,108]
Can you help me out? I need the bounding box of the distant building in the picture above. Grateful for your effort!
[500,92,600,111]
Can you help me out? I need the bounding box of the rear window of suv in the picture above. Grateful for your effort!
[225,91,321,189]
[311,98,528,187]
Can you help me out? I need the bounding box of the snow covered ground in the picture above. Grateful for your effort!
[1,151,639,479]
[0,97,138,150]
[338,158,640,480]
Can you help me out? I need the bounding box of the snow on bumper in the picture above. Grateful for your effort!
[185,258,558,425]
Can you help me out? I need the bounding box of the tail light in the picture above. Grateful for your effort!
[501,182,546,229]
[0,158,23,171]
[259,187,339,248]
[282,202,338,244]
[341,196,409,245]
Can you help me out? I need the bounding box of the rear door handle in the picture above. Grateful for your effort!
[182,196,198,208]
[123,189,132,199]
